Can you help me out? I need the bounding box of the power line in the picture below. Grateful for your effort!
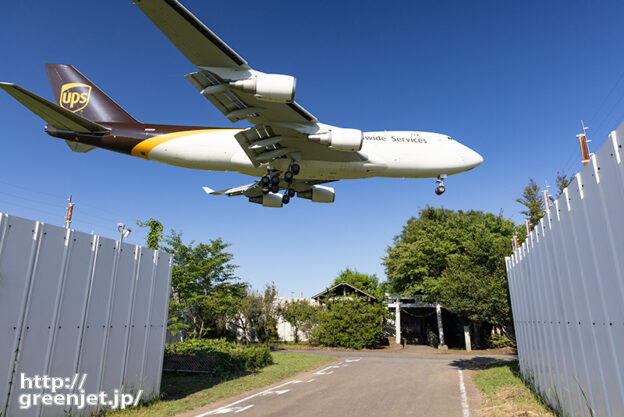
[588,68,624,125]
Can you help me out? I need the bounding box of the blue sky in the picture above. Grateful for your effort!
[1,1,623,297]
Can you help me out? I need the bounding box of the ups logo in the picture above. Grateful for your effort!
[59,83,91,112]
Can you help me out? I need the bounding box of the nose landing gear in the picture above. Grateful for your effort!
[435,174,447,195]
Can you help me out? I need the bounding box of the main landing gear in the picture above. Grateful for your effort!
[260,162,301,204]
[435,174,447,195]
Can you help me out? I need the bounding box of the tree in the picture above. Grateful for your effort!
[279,299,319,343]
[330,268,387,301]
[383,207,516,338]
[230,294,263,342]
[555,170,572,199]
[516,178,544,226]
[312,297,387,349]
[383,207,463,295]
[136,218,164,250]
[256,283,279,344]
[165,231,247,339]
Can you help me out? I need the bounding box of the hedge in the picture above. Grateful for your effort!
[164,338,273,377]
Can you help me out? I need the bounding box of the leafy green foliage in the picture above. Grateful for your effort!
[165,231,247,339]
[278,299,319,343]
[555,170,572,199]
[383,207,516,327]
[256,283,279,344]
[486,334,516,348]
[164,338,273,377]
[230,294,263,342]
[330,268,387,301]
[136,218,164,250]
[516,178,545,227]
[312,298,387,349]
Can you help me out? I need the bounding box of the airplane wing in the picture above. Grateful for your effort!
[134,0,366,168]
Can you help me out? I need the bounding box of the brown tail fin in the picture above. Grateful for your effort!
[45,64,139,124]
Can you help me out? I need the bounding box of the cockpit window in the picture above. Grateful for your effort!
[447,136,454,141]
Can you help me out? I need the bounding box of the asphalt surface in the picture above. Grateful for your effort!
[178,347,515,417]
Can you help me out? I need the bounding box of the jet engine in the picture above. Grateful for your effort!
[308,127,363,152]
[230,74,296,103]
[248,193,283,207]
[297,185,335,203]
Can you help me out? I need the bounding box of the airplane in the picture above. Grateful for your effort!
[0,0,483,208]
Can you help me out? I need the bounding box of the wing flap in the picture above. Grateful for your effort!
[0,83,110,134]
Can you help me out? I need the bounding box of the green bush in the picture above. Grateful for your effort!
[165,338,235,356]
[164,338,273,377]
[312,298,387,349]
[486,334,516,348]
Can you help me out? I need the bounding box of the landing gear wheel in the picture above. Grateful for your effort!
[284,171,294,183]
[282,194,290,204]
[262,186,270,195]
[290,163,300,175]
[270,184,279,193]
[287,188,296,198]
[271,176,280,185]
[435,185,446,195]
[261,176,270,186]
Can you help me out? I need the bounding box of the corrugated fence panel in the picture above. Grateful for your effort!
[506,121,624,417]
[0,214,172,417]
[123,249,158,395]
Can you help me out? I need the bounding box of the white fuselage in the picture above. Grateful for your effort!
[144,130,483,181]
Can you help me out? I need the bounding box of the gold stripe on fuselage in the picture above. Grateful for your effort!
[131,129,230,159]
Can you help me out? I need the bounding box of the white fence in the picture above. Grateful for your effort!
[506,122,624,417]
[0,213,173,417]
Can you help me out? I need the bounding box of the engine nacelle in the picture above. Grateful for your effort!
[297,185,335,203]
[308,127,363,152]
[248,193,283,207]
[230,74,296,103]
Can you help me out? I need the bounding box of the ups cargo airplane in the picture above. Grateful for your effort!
[0,0,483,207]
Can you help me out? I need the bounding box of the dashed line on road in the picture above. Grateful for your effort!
[195,358,361,416]
[195,380,298,417]
[458,369,470,417]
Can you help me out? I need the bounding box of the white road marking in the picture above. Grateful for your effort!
[212,405,254,415]
[458,369,470,417]
[196,380,297,416]
[315,362,344,375]
[259,389,291,396]
[196,360,359,416]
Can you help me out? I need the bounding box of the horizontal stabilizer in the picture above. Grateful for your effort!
[203,183,257,197]
[0,82,110,134]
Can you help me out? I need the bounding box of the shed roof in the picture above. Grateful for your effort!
[311,281,377,301]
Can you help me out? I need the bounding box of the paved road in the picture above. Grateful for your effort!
[179,348,514,417]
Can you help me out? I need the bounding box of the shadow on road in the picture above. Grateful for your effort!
[449,356,516,370]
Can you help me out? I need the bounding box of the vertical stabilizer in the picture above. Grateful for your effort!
[45,64,139,124]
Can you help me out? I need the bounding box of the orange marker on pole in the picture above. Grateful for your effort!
[577,120,591,166]
[64,194,75,229]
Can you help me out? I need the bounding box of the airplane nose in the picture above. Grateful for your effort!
[463,148,483,169]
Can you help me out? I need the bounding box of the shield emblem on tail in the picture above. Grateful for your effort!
[59,83,92,113]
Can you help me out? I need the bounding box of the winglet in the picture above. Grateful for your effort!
[202,186,215,194]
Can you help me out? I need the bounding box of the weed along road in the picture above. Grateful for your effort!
[179,349,513,417]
